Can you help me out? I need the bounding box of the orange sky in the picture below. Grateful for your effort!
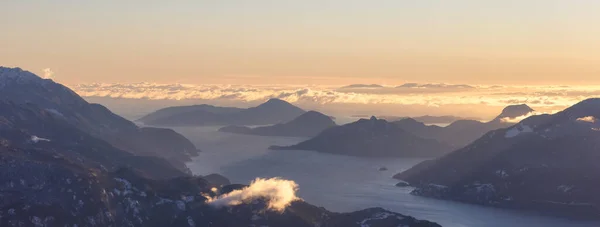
[1,1,599,85]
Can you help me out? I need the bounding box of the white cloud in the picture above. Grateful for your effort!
[577,116,597,123]
[206,178,299,212]
[42,68,54,79]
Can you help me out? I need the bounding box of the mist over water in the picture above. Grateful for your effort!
[176,126,600,227]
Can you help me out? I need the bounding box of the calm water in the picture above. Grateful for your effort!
[174,126,600,227]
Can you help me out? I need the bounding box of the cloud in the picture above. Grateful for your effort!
[42,68,54,79]
[500,112,540,123]
[577,116,597,123]
[206,178,299,212]
[67,82,600,113]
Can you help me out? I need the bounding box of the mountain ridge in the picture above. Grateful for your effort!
[219,110,337,137]
[393,98,600,218]
[138,98,306,126]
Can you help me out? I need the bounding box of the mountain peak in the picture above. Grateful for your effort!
[261,98,291,106]
[495,104,534,120]
[563,98,600,117]
[0,66,47,86]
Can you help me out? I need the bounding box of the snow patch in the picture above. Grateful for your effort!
[45,108,64,118]
[357,212,402,227]
[31,135,51,143]
[557,185,574,193]
[495,170,509,178]
[505,124,533,138]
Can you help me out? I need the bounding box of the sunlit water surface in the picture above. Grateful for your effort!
[172,126,600,227]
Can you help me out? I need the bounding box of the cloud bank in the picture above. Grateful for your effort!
[69,82,600,111]
[206,178,299,212]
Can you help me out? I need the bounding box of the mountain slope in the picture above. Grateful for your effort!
[0,100,185,179]
[138,104,243,124]
[0,67,199,172]
[394,98,600,218]
[394,104,534,147]
[139,98,306,126]
[0,108,438,226]
[271,117,453,157]
[219,111,337,137]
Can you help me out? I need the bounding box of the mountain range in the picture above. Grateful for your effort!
[394,104,534,148]
[0,66,441,226]
[219,111,337,137]
[394,98,600,218]
[138,98,306,126]
[271,116,453,157]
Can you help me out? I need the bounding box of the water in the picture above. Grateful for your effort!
[175,126,600,227]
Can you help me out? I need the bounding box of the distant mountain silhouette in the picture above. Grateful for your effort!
[340,84,384,89]
[396,83,475,89]
[219,111,336,137]
[394,98,600,218]
[492,104,535,121]
[0,67,199,173]
[270,116,453,157]
[139,104,243,123]
[138,98,306,126]
[394,104,534,147]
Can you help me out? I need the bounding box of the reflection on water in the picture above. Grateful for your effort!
[174,126,600,227]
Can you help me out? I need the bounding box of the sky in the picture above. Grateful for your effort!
[2,0,600,85]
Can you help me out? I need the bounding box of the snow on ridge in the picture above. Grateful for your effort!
[45,108,65,118]
[505,124,533,138]
[31,135,51,143]
[0,67,49,88]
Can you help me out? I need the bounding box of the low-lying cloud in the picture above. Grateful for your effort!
[42,68,54,79]
[206,178,299,212]
[69,82,600,112]
[577,116,597,123]
[500,111,547,123]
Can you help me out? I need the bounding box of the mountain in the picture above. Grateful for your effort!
[339,84,384,89]
[219,111,337,137]
[394,104,534,147]
[138,104,243,124]
[352,115,476,124]
[394,98,600,218]
[493,104,535,121]
[412,115,476,124]
[0,67,199,173]
[396,83,475,89]
[138,98,306,126]
[0,67,440,226]
[270,117,453,157]
[0,100,186,179]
